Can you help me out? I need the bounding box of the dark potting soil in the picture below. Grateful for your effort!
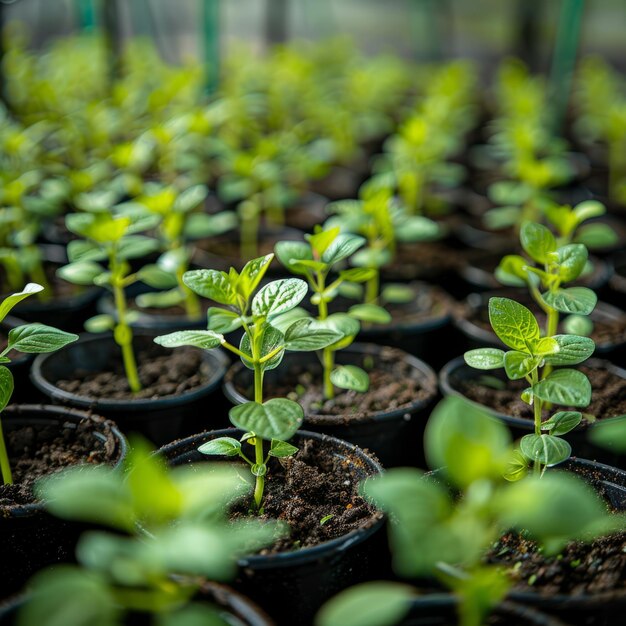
[0,417,118,507]
[380,283,452,326]
[386,241,466,278]
[235,347,435,424]
[231,437,381,553]
[460,365,626,423]
[461,300,626,348]
[56,345,211,400]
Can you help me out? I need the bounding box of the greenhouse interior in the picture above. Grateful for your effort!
[1,1,626,625]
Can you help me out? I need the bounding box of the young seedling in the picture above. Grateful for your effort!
[21,438,280,625]
[0,284,78,485]
[154,253,342,511]
[317,397,622,626]
[124,182,236,319]
[326,179,440,305]
[276,226,388,400]
[464,296,595,476]
[57,210,161,393]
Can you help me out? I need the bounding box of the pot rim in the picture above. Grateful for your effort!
[30,331,229,411]
[223,342,438,426]
[439,355,626,433]
[0,403,128,517]
[158,427,385,568]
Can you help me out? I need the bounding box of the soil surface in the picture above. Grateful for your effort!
[459,365,626,423]
[56,345,212,400]
[383,241,468,281]
[232,347,436,424]
[0,417,119,507]
[231,437,381,553]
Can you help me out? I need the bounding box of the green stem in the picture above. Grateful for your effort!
[112,273,141,394]
[317,287,335,401]
[252,328,265,511]
[543,306,559,380]
[176,264,201,320]
[240,202,260,261]
[531,369,542,436]
[365,271,379,305]
[0,420,13,485]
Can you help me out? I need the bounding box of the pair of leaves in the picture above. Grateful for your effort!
[199,435,298,459]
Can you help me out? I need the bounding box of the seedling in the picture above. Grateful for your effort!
[0,284,78,485]
[276,226,388,399]
[154,254,342,511]
[317,397,622,626]
[326,179,440,305]
[465,296,595,475]
[20,439,280,625]
[57,210,161,393]
[127,182,236,319]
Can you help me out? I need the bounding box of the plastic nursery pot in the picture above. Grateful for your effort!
[30,332,230,445]
[0,404,127,599]
[504,458,626,626]
[398,594,569,626]
[0,244,101,333]
[223,343,439,468]
[453,289,626,363]
[0,580,274,626]
[459,250,611,295]
[439,356,626,468]
[358,282,457,370]
[159,428,386,626]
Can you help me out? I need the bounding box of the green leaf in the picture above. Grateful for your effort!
[229,399,304,441]
[504,449,529,482]
[396,216,441,242]
[183,269,236,306]
[380,284,414,304]
[589,416,626,453]
[495,255,529,287]
[251,278,308,318]
[135,289,185,309]
[573,200,605,222]
[57,262,102,286]
[184,211,237,239]
[206,308,243,334]
[0,367,14,412]
[66,240,107,263]
[556,244,588,282]
[306,226,340,256]
[315,581,414,626]
[268,439,299,458]
[274,241,313,275]
[575,223,618,249]
[237,254,274,300]
[503,351,541,380]
[7,324,78,353]
[464,348,505,370]
[338,267,377,283]
[0,283,43,322]
[542,411,582,436]
[137,264,178,289]
[488,297,540,352]
[533,369,592,407]
[198,437,241,457]
[330,365,369,392]
[153,330,223,350]
[283,318,343,351]
[520,222,557,264]
[84,314,115,333]
[424,397,512,488]
[351,247,392,269]
[483,206,521,230]
[323,313,360,351]
[117,235,160,261]
[563,314,594,336]
[348,303,391,324]
[174,184,209,213]
[542,287,597,315]
[543,334,595,366]
[520,434,572,466]
[239,325,285,371]
[322,233,365,265]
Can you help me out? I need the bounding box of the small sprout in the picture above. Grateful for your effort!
[528,574,538,586]
[320,514,334,526]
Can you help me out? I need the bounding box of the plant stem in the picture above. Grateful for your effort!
[365,271,379,305]
[112,267,141,393]
[531,369,542,436]
[240,200,260,261]
[543,306,559,380]
[252,332,265,511]
[318,289,335,400]
[0,420,13,485]
[176,264,201,319]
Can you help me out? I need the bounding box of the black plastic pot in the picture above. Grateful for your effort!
[0,580,274,626]
[30,332,230,445]
[439,356,626,468]
[2,244,101,333]
[223,343,439,468]
[399,594,569,625]
[159,428,385,626]
[0,405,127,598]
[453,290,626,362]
[350,283,457,370]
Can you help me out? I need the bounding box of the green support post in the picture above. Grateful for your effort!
[549,0,585,135]
[202,0,220,95]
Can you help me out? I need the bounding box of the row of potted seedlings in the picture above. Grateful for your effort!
[1,36,625,626]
